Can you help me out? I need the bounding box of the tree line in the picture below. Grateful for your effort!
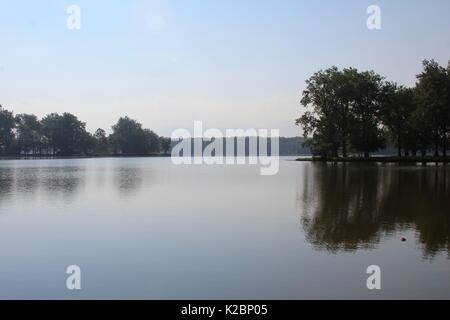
[0,109,171,157]
[297,59,450,158]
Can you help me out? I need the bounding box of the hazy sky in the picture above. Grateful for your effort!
[1,0,449,136]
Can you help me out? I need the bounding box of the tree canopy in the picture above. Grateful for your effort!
[0,109,171,157]
[297,59,450,158]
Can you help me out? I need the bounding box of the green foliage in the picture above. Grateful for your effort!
[297,59,450,158]
[0,105,16,155]
[0,108,170,157]
[159,137,172,154]
[41,113,87,156]
[379,84,417,156]
[15,113,42,154]
[93,128,109,155]
[110,117,152,155]
[415,60,450,156]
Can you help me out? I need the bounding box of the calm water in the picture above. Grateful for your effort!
[0,158,449,299]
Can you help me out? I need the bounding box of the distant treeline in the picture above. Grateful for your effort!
[170,137,310,156]
[297,59,450,158]
[0,107,311,157]
[0,110,171,157]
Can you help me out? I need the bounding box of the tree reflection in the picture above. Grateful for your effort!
[0,165,83,207]
[114,166,144,196]
[0,168,15,206]
[299,163,450,258]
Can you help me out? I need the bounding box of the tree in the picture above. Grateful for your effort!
[143,129,160,154]
[0,105,16,155]
[297,67,349,158]
[159,137,172,154]
[347,69,385,158]
[446,61,450,156]
[1,106,168,158]
[80,131,95,155]
[93,128,109,155]
[297,67,386,158]
[110,117,149,155]
[379,84,417,157]
[15,113,42,155]
[415,60,449,156]
[41,113,88,156]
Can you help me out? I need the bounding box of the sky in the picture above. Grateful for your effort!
[1,0,449,137]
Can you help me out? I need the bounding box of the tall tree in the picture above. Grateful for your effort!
[297,67,386,158]
[110,117,149,155]
[41,113,88,156]
[415,60,449,156]
[446,61,450,156]
[380,84,417,157]
[93,128,109,155]
[15,113,42,155]
[297,67,349,158]
[0,105,16,155]
[159,137,172,154]
[143,129,160,154]
[347,69,385,158]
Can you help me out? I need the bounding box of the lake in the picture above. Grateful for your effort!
[0,157,449,299]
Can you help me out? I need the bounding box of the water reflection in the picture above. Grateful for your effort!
[0,165,84,204]
[299,163,450,258]
[0,169,14,203]
[0,161,152,209]
[114,166,144,196]
[15,167,40,195]
[42,167,83,200]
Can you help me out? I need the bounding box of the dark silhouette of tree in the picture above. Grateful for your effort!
[380,84,417,157]
[80,131,95,155]
[93,128,109,155]
[15,113,43,155]
[143,129,160,154]
[159,137,172,154]
[298,67,385,158]
[347,69,385,157]
[415,60,449,156]
[0,105,16,155]
[41,113,88,156]
[297,60,450,158]
[110,117,157,155]
[297,67,347,158]
[0,105,170,157]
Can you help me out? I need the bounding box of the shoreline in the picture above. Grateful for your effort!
[296,156,450,163]
[1,155,449,163]
[0,154,172,161]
